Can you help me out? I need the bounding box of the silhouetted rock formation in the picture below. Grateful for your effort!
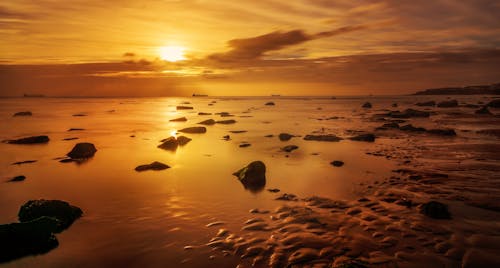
[169,117,187,122]
[18,200,83,231]
[330,161,344,167]
[233,161,266,192]
[413,83,500,95]
[157,136,191,150]
[176,106,193,110]
[386,109,430,118]
[419,201,451,219]
[8,175,26,182]
[67,143,97,159]
[265,102,275,106]
[198,119,216,125]
[303,134,343,142]
[135,161,170,172]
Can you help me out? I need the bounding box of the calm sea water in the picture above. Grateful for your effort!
[0,95,497,267]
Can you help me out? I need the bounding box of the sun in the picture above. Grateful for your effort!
[159,46,186,62]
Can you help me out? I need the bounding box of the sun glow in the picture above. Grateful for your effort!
[159,46,186,62]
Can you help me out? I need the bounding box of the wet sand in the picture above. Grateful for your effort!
[1,96,499,267]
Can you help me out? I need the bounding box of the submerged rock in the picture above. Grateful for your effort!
[362,102,372,108]
[135,161,170,172]
[6,135,49,144]
[281,145,298,152]
[419,201,451,219]
[330,160,344,167]
[18,199,83,231]
[176,106,193,110]
[198,119,216,125]
[169,117,187,122]
[415,101,436,107]
[178,127,206,134]
[233,161,266,192]
[67,143,97,159]
[437,100,458,108]
[303,134,342,142]
[279,133,294,141]
[13,111,32,117]
[349,133,376,142]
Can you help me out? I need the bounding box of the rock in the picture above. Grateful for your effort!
[281,145,298,152]
[198,119,215,125]
[392,103,398,107]
[135,161,170,172]
[279,133,294,141]
[6,135,49,144]
[229,130,247,134]
[486,99,500,108]
[216,119,236,124]
[475,106,492,114]
[233,161,266,192]
[400,124,426,132]
[169,117,187,122]
[419,201,451,219]
[67,128,85,131]
[265,102,275,106]
[330,160,344,167]
[67,143,97,159]
[362,102,372,108]
[415,101,436,106]
[0,216,60,263]
[222,135,230,141]
[157,136,191,150]
[387,109,430,118]
[198,112,211,115]
[377,122,399,130]
[8,175,26,182]
[437,100,458,108]
[303,134,342,142]
[239,143,251,148]
[62,137,78,141]
[13,111,32,117]
[72,113,87,117]
[267,188,280,193]
[264,134,274,138]
[176,106,193,110]
[288,248,319,264]
[349,133,375,142]
[332,256,368,268]
[12,160,37,165]
[178,127,206,133]
[18,199,83,231]
[275,193,298,201]
[427,129,456,136]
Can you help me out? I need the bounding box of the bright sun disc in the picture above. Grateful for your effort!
[159,46,186,62]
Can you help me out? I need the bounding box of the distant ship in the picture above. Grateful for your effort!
[192,94,208,97]
[23,94,45,97]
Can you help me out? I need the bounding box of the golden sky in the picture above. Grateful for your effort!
[1,0,499,96]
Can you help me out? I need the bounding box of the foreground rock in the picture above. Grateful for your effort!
[18,199,83,231]
[419,201,451,219]
[157,136,191,150]
[135,161,170,172]
[303,134,342,142]
[67,143,97,159]
[178,127,207,133]
[349,133,376,142]
[437,100,458,108]
[13,111,32,117]
[6,135,49,144]
[233,161,266,192]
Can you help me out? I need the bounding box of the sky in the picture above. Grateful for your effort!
[1,0,499,96]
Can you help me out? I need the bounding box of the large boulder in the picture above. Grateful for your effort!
[437,100,458,108]
[419,201,451,219]
[178,127,206,134]
[233,161,266,192]
[6,136,49,144]
[67,143,97,159]
[135,161,170,172]
[18,200,83,231]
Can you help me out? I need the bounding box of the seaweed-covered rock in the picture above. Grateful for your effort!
[178,127,206,133]
[135,161,170,172]
[303,134,342,142]
[349,133,376,142]
[6,136,49,144]
[67,143,97,159]
[233,161,266,192]
[13,111,32,117]
[18,200,83,231]
[437,100,458,108]
[419,201,451,219]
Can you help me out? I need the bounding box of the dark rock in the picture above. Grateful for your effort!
[233,161,266,192]
[67,128,85,131]
[281,145,298,152]
[170,117,187,122]
[265,102,275,106]
[230,130,247,134]
[198,119,216,125]
[178,127,206,133]
[67,143,97,159]
[330,160,344,167]
[8,175,26,182]
[392,103,398,107]
[59,159,74,163]
[486,99,500,108]
[437,100,458,108]
[264,134,274,138]
[400,124,426,132]
[135,161,170,172]
[349,133,376,142]
[198,112,212,115]
[303,134,343,142]
[62,137,78,141]
[12,160,37,165]
[387,109,430,118]
[176,106,193,110]
[18,199,83,231]
[475,106,492,115]
[13,111,32,117]
[376,122,399,130]
[362,102,372,108]
[72,113,86,117]
[275,193,298,201]
[267,188,280,193]
[6,136,49,144]
[415,101,436,107]
[176,136,191,145]
[216,119,236,124]
[278,133,294,141]
[222,135,231,141]
[427,129,456,136]
[0,216,60,263]
[419,201,451,219]
[463,104,480,108]
[158,136,191,150]
[239,143,251,148]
